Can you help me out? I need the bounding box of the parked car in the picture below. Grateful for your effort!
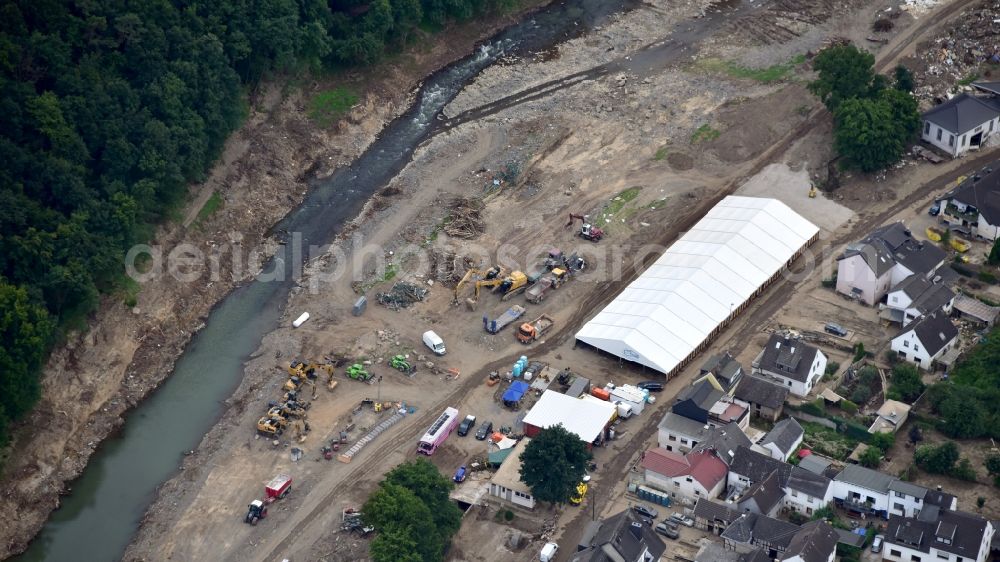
[655,522,680,539]
[632,504,659,519]
[457,415,476,436]
[453,465,467,483]
[929,204,941,216]
[872,535,884,553]
[636,381,664,392]
[824,322,848,337]
[475,420,494,440]
[669,512,695,527]
[539,542,559,562]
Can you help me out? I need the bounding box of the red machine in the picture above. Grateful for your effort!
[265,474,293,501]
[566,213,604,242]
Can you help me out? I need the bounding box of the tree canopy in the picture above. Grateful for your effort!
[519,424,591,504]
[361,459,462,562]
[924,325,1000,439]
[0,0,511,445]
[887,363,924,403]
[914,442,959,474]
[809,43,920,172]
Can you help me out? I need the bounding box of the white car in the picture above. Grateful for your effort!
[539,542,559,561]
[669,512,695,527]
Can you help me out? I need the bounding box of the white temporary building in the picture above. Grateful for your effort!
[522,390,616,444]
[575,196,819,376]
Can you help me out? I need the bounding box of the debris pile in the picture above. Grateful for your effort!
[443,198,486,239]
[914,3,1000,102]
[429,249,465,287]
[376,282,428,309]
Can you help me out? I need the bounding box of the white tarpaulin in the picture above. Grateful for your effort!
[575,196,818,375]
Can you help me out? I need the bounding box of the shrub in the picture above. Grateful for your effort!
[504,510,514,521]
[840,400,858,414]
[951,263,973,277]
[952,458,978,482]
[978,270,998,285]
[899,464,917,482]
[915,442,959,474]
[799,400,826,417]
[977,496,986,509]
[850,385,872,405]
[825,362,841,377]
[853,342,867,362]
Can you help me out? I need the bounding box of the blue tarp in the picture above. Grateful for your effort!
[502,381,530,402]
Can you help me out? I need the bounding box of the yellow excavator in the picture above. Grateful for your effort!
[496,271,529,300]
[257,409,289,436]
[454,266,505,303]
[283,361,333,396]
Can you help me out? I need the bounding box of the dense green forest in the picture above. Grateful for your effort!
[0,0,512,446]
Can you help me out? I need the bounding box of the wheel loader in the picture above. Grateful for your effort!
[388,355,416,375]
[346,364,373,382]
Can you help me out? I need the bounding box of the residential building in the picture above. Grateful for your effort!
[734,375,789,422]
[694,499,742,535]
[884,274,956,326]
[488,439,535,509]
[728,446,792,494]
[571,509,667,562]
[890,310,959,370]
[883,507,995,562]
[887,480,928,518]
[781,521,839,562]
[642,448,728,503]
[672,380,750,429]
[752,335,827,397]
[699,351,745,391]
[831,463,894,517]
[836,223,947,306]
[784,466,833,516]
[691,422,753,466]
[757,418,804,461]
[921,93,1000,158]
[937,162,1000,241]
[737,471,785,517]
[797,453,836,477]
[869,399,912,434]
[658,412,714,453]
[721,512,800,556]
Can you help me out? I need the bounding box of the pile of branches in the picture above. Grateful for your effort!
[376,282,428,310]
[430,249,463,287]
[443,197,485,239]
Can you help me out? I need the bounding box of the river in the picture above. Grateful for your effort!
[10,0,644,559]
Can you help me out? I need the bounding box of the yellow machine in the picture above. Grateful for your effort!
[569,477,590,505]
[951,237,971,252]
[288,419,310,442]
[257,415,287,436]
[282,361,330,395]
[497,271,529,300]
[808,185,817,198]
[455,266,505,302]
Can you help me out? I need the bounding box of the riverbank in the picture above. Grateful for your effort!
[0,5,554,558]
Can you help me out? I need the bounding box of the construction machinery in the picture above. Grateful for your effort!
[388,355,416,375]
[346,364,374,382]
[808,185,817,198]
[566,213,604,242]
[268,400,308,418]
[484,305,527,334]
[496,271,529,300]
[245,500,268,525]
[517,314,555,344]
[256,415,286,436]
[454,265,504,302]
[288,418,310,442]
[525,268,567,304]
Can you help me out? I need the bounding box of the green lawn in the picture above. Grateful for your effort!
[308,87,360,127]
[695,54,806,83]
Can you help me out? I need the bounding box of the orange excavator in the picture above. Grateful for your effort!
[566,213,604,242]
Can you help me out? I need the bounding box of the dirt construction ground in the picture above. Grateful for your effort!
[60,0,1000,561]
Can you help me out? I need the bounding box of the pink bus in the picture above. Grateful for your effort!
[417,407,459,455]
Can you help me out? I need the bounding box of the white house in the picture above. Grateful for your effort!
[757,418,804,461]
[836,223,946,306]
[831,464,895,517]
[642,448,728,503]
[784,466,833,517]
[780,521,839,562]
[884,275,956,326]
[937,163,1000,242]
[921,92,1000,158]
[752,335,826,397]
[883,509,995,562]
[890,310,959,370]
[887,480,928,518]
[488,439,535,509]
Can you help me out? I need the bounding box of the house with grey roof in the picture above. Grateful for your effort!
[738,471,785,517]
[884,274,956,326]
[781,521,838,562]
[938,161,1000,241]
[734,375,789,422]
[691,422,753,466]
[890,309,959,370]
[756,418,804,461]
[728,446,792,493]
[831,464,895,517]
[836,222,947,306]
[672,380,750,429]
[784,466,833,517]
[884,507,995,562]
[657,406,751,460]
[571,508,667,562]
[921,92,1000,158]
[752,335,826,397]
[699,351,745,391]
[722,512,800,557]
[694,499,742,535]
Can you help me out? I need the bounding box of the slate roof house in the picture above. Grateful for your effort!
[883,507,995,562]
[734,375,790,422]
[694,499,743,535]
[728,446,792,493]
[658,407,751,459]
[737,471,785,517]
[836,222,947,306]
[672,380,750,429]
[721,512,800,556]
[780,521,839,562]
[830,464,955,519]
[751,335,826,397]
[784,466,833,516]
[699,351,745,391]
[921,91,1000,158]
[756,418,804,461]
[938,162,1000,241]
[572,509,667,562]
[884,274,956,326]
[890,310,959,370]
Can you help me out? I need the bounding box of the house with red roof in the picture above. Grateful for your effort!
[642,447,728,504]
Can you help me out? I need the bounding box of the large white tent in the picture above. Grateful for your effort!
[575,196,819,376]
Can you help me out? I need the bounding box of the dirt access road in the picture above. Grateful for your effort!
[124,0,991,561]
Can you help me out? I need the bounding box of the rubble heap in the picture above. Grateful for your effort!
[914,2,1000,103]
[443,197,486,239]
[376,282,428,310]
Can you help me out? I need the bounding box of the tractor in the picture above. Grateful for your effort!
[245,500,268,525]
[346,364,373,382]
[389,355,416,375]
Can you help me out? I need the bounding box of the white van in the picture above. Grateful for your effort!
[539,542,558,561]
[422,330,446,355]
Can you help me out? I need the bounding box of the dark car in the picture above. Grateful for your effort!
[632,504,659,519]
[824,322,848,337]
[929,204,941,216]
[636,381,664,392]
[475,421,493,440]
[457,415,476,436]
